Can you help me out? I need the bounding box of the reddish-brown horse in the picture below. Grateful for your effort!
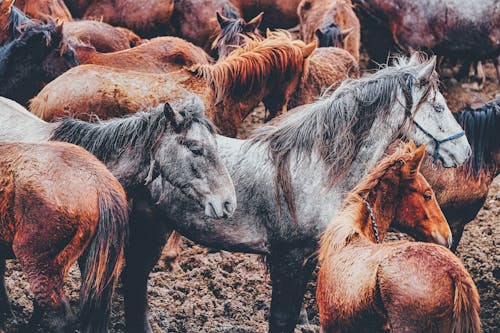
[231,0,302,28]
[0,141,128,333]
[421,98,500,251]
[298,0,361,61]
[317,143,480,333]
[30,32,317,136]
[65,0,174,37]
[71,36,213,72]
[13,0,72,21]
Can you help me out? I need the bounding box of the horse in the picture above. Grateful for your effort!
[169,0,242,52]
[127,54,471,333]
[13,0,72,21]
[211,10,263,58]
[317,143,480,333]
[231,0,302,29]
[298,0,361,61]
[0,21,79,106]
[70,36,213,73]
[353,0,500,81]
[30,32,317,136]
[63,20,142,52]
[0,141,128,333]
[421,98,500,251]
[64,0,174,37]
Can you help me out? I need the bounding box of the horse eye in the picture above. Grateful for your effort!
[423,193,432,201]
[434,104,444,112]
[189,146,204,156]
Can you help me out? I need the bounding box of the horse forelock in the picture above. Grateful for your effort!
[319,145,417,261]
[192,32,306,103]
[458,99,500,177]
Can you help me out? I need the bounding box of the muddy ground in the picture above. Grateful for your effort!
[4,62,499,332]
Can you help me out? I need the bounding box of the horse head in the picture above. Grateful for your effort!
[151,97,237,219]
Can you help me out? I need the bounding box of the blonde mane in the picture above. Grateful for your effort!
[318,143,417,263]
[189,31,309,103]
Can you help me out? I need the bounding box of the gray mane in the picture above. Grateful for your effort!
[50,101,215,163]
[250,56,435,220]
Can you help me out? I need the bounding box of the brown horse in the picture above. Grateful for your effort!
[65,0,174,37]
[317,143,480,333]
[13,0,72,21]
[231,0,302,29]
[30,32,317,136]
[0,141,128,333]
[70,36,213,73]
[169,0,242,52]
[421,98,500,251]
[63,20,142,52]
[298,0,361,61]
[211,10,263,58]
[288,46,359,109]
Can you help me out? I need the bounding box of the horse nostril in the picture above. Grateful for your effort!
[224,201,233,213]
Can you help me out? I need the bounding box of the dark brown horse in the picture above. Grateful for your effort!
[0,21,79,106]
[298,0,361,61]
[30,32,317,136]
[65,0,174,37]
[13,0,72,21]
[317,142,480,332]
[353,0,500,80]
[0,141,128,333]
[71,36,212,73]
[421,98,500,251]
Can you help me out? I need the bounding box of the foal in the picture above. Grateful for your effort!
[317,143,480,333]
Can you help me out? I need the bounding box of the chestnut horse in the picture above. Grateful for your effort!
[30,32,317,136]
[0,141,128,333]
[70,36,212,73]
[13,0,72,21]
[317,143,480,332]
[65,0,174,37]
[353,0,500,80]
[231,0,302,29]
[0,21,79,106]
[211,10,263,58]
[169,0,242,52]
[298,0,361,61]
[421,98,500,251]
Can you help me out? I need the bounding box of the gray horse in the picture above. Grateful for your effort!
[0,95,236,331]
[135,55,471,332]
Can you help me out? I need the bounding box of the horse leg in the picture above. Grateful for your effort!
[268,247,317,333]
[473,61,485,87]
[122,209,171,333]
[163,231,183,271]
[494,56,500,83]
[0,258,12,332]
[456,60,471,80]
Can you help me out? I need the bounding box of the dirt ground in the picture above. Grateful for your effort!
[3,62,499,332]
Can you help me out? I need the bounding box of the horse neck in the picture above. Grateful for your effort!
[337,103,407,192]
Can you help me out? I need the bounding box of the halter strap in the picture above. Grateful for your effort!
[363,199,379,244]
[413,120,465,164]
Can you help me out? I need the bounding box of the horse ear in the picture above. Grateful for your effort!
[55,20,64,35]
[302,40,317,58]
[416,55,436,84]
[163,103,184,130]
[315,28,323,39]
[340,28,353,41]
[408,144,426,173]
[244,12,263,32]
[216,11,231,28]
[266,28,272,38]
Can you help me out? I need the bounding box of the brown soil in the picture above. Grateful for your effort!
[3,62,499,333]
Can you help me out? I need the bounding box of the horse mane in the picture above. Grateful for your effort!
[456,99,500,177]
[191,31,307,103]
[50,98,215,163]
[318,144,415,263]
[250,54,435,221]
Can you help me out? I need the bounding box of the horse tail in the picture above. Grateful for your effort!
[451,277,481,333]
[79,187,129,333]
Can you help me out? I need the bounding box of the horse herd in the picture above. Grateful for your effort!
[0,0,498,332]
